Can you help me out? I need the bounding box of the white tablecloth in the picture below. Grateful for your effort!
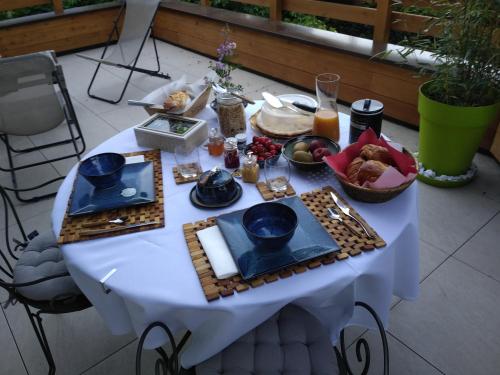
[52,103,419,368]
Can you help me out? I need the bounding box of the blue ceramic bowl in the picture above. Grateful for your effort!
[79,153,126,189]
[242,202,298,249]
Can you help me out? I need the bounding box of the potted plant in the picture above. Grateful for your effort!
[394,0,499,186]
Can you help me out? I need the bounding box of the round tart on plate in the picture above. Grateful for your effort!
[251,94,317,138]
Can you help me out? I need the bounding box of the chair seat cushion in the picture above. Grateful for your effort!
[196,305,339,375]
[13,232,83,302]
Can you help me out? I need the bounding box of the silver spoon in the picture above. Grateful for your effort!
[261,92,313,116]
[327,208,361,237]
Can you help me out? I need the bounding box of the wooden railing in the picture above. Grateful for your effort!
[197,0,438,42]
[0,0,63,14]
[0,0,438,41]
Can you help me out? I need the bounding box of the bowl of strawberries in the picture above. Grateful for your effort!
[245,136,283,168]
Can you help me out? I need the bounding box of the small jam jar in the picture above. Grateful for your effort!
[235,133,247,152]
[208,128,224,156]
[224,138,240,169]
[241,153,259,183]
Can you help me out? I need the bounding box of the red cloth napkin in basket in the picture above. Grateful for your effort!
[324,128,417,189]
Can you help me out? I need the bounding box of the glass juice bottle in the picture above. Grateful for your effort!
[312,73,341,142]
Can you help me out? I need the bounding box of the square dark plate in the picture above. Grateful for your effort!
[69,161,155,216]
[216,196,340,280]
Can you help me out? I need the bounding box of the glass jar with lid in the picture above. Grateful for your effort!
[224,138,240,169]
[207,127,225,156]
[241,153,259,183]
[216,93,246,138]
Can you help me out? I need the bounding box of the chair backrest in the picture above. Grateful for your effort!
[0,51,65,136]
[0,186,28,283]
[106,0,161,66]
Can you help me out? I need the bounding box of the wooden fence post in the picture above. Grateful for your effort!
[52,0,63,15]
[373,0,392,43]
[269,0,282,21]
[200,0,210,6]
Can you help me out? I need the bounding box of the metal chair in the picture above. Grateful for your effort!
[0,186,91,375]
[136,301,389,375]
[0,50,86,202]
[78,0,170,104]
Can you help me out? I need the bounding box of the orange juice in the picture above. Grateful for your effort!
[312,110,339,141]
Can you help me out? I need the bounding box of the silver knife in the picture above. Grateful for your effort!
[329,192,374,238]
[127,99,158,107]
[80,220,161,236]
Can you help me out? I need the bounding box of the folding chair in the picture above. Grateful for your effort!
[0,51,86,203]
[136,302,390,375]
[79,0,171,104]
[0,186,92,375]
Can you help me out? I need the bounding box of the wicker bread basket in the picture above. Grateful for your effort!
[334,148,417,203]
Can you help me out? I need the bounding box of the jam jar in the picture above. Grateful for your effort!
[224,138,240,169]
[208,127,225,156]
[241,153,259,183]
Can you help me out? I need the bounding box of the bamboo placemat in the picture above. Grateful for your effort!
[256,181,296,201]
[172,165,202,184]
[58,150,164,244]
[183,185,386,301]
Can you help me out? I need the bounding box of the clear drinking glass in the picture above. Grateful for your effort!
[174,144,201,179]
[312,73,341,142]
[264,157,291,192]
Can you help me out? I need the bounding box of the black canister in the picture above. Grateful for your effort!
[349,99,384,143]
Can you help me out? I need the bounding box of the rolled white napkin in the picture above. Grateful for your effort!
[196,226,238,279]
[125,155,145,164]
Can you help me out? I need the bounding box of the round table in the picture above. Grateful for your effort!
[52,103,419,368]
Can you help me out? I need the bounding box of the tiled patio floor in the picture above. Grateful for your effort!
[1,39,499,375]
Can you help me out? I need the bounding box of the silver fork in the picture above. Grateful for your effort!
[327,208,361,237]
[330,192,374,239]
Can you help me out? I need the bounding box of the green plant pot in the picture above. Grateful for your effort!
[418,83,500,176]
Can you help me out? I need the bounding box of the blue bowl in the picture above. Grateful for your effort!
[78,153,126,189]
[242,202,298,249]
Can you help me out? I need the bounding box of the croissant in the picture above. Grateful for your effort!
[360,144,392,165]
[357,160,389,185]
[346,157,365,184]
[163,91,189,111]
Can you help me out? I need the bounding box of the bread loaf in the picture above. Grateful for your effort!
[360,144,392,165]
[346,157,364,184]
[357,160,389,184]
[163,91,189,111]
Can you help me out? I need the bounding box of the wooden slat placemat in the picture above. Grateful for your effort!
[256,181,296,201]
[183,186,386,301]
[172,165,202,184]
[58,150,164,244]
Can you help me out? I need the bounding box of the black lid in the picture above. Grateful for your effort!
[351,99,384,114]
[198,168,232,188]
